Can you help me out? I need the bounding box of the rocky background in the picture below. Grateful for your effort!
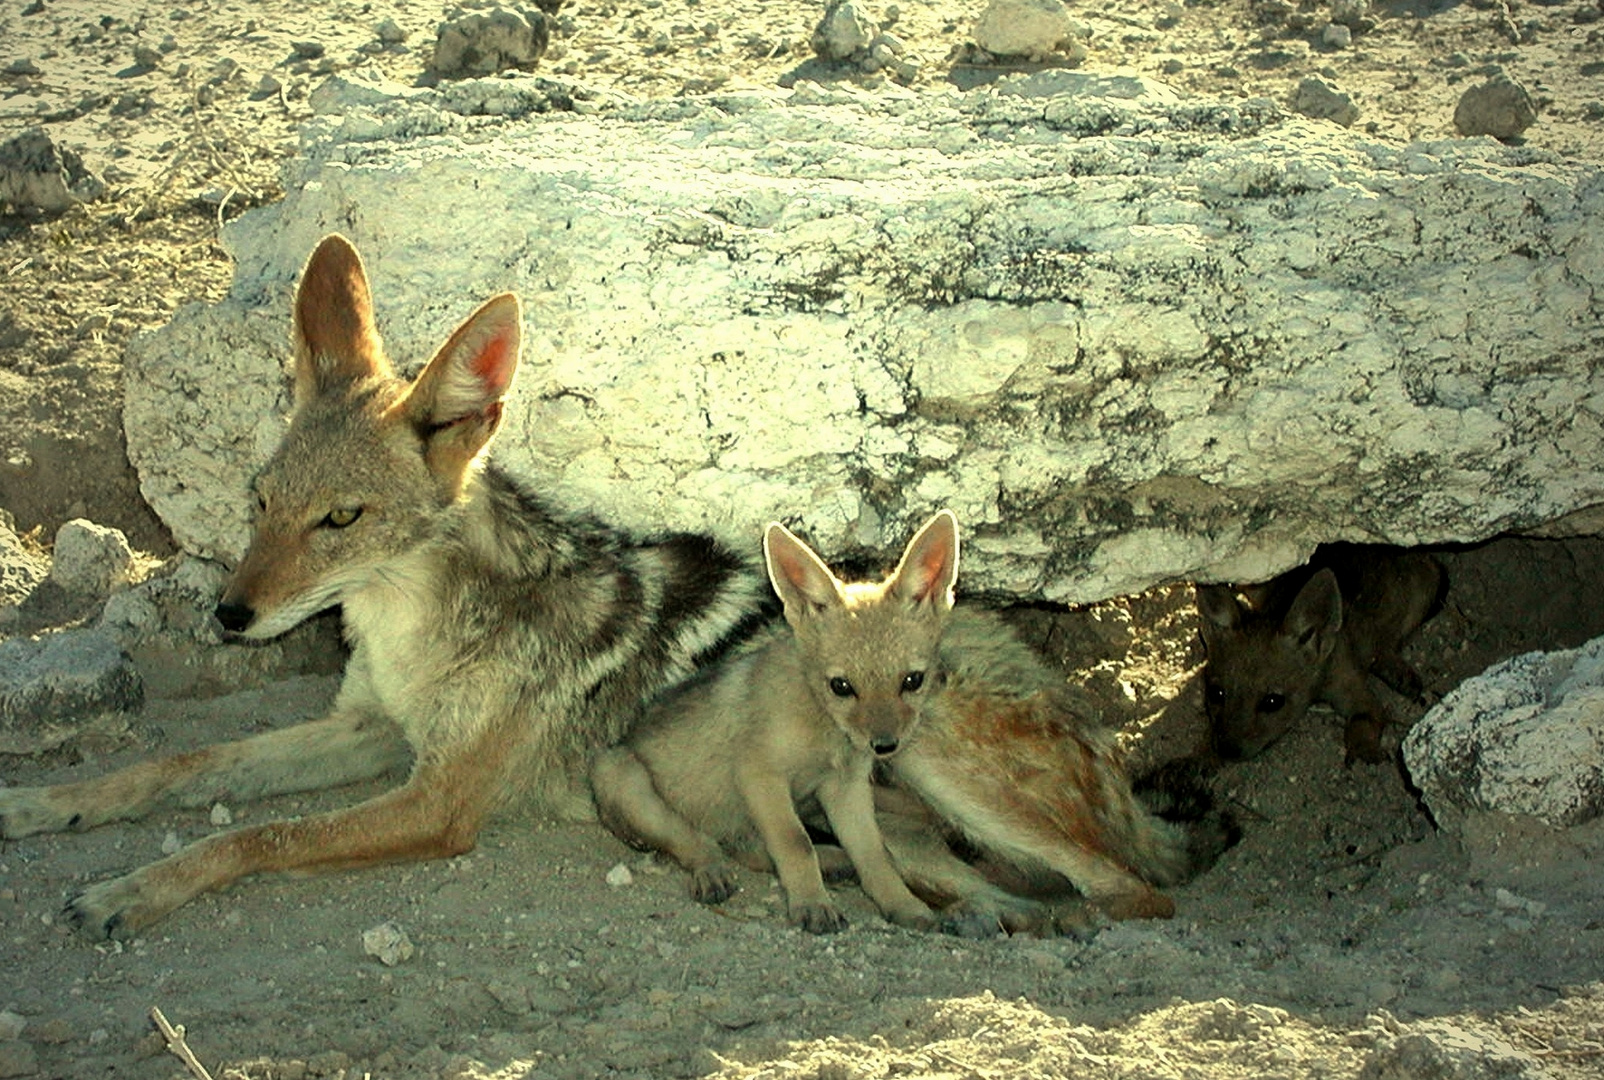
[2,1,1604,1078]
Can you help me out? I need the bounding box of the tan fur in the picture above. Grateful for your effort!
[591,513,964,934]
[879,607,1224,934]
[595,512,1234,939]
[1196,544,1445,764]
[0,235,770,937]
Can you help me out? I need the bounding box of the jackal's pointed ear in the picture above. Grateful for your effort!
[1195,584,1244,642]
[402,293,521,492]
[1284,568,1343,659]
[292,235,390,404]
[764,523,844,620]
[890,510,959,613]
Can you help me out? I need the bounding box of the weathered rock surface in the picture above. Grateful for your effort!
[812,0,876,62]
[0,629,142,753]
[0,510,47,609]
[1291,75,1358,127]
[125,71,1604,603]
[429,7,548,79]
[48,518,133,597]
[972,0,1082,61]
[1453,72,1537,141]
[1402,636,1604,830]
[0,126,105,214]
[1359,1018,1551,1080]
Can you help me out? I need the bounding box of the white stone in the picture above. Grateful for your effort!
[124,74,1604,604]
[362,920,416,965]
[49,518,133,596]
[1402,636,1604,829]
[973,0,1078,60]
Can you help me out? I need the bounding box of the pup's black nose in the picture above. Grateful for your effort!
[214,602,254,634]
[870,737,899,758]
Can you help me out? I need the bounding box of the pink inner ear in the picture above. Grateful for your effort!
[471,326,517,392]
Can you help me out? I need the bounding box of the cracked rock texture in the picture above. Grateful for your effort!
[1403,634,1604,831]
[126,71,1604,602]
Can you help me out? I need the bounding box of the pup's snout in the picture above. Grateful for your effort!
[214,601,255,634]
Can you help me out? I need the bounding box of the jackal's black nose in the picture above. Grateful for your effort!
[870,737,900,758]
[214,602,254,634]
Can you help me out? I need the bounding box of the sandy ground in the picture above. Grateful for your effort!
[2,1,1604,1078]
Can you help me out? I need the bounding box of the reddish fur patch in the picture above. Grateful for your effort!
[934,689,1134,870]
[471,326,515,389]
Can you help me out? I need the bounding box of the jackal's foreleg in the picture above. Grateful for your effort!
[0,708,408,840]
[63,745,500,939]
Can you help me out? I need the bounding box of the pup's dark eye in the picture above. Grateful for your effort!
[828,677,855,698]
[1258,693,1286,713]
[322,507,363,529]
[901,671,925,693]
[1205,685,1225,705]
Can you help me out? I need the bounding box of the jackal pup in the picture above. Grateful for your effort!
[591,512,961,934]
[879,607,1237,932]
[0,235,770,937]
[1196,543,1445,764]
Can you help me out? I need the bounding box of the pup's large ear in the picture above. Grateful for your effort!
[292,234,391,404]
[889,510,959,614]
[1283,568,1343,662]
[1194,584,1244,646]
[765,522,844,623]
[401,293,521,493]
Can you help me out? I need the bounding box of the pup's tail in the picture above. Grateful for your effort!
[1124,757,1241,887]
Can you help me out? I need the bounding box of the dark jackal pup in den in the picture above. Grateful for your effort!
[591,512,958,934]
[0,234,771,937]
[1195,544,1445,765]
[595,511,1236,936]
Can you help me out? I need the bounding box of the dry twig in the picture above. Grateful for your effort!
[150,1006,216,1080]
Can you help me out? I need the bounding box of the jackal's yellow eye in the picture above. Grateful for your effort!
[321,507,363,529]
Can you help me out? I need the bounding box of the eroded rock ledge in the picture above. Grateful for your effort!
[126,70,1604,602]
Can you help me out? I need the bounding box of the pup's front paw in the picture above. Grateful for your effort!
[689,863,739,905]
[791,901,848,934]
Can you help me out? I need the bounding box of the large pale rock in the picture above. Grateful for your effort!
[1402,636,1604,830]
[125,71,1604,603]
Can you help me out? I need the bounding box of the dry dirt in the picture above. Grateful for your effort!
[2,1,1604,1078]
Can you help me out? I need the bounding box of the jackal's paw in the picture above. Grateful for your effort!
[1097,886,1176,921]
[65,872,171,940]
[791,901,849,935]
[1342,717,1388,766]
[1046,898,1106,941]
[883,904,937,933]
[0,787,79,839]
[938,905,1010,939]
[689,863,739,905]
[938,898,1057,939]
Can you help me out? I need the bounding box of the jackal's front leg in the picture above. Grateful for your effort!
[737,763,844,934]
[65,751,498,939]
[0,708,407,840]
[815,770,934,931]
